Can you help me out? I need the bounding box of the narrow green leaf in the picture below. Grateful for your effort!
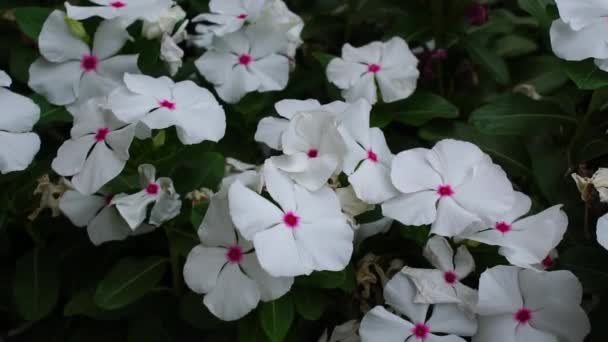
[564,60,608,90]
[469,94,577,136]
[258,295,295,342]
[13,248,60,321]
[374,92,459,127]
[464,39,510,85]
[14,7,52,40]
[293,288,326,320]
[493,35,537,58]
[517,0,552,29]
[94,256,168,310]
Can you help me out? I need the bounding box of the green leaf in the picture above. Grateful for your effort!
[493,35,537,58]
[295,264,355,292]
[94,256,168,310]
[464,39,510,85]
[179,291,224,331]
[469,94,577,136]
[171,151,225,194]
[128,316,174,342]
[238,315,270,342]
[564,60,608,90]
[312,52,336,69]
[561,246,608,293]
[14,7,52,40]
[258,295,295,342]
[13,248,60,321]
[32,94,72,126]
[374,92,459,127]
[293,288,326,321]
[517,0,552,29]
[513,55,569,94]
[9,47,37,84]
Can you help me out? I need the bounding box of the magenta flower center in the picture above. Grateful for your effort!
[515,308,532,324]
[110,1,127,8]
[104,194,115,205]
[159,100,176,110]
[81,54,99,72]
[495,221,512,233]
[239,54,252,66]
[226,245,244,264]
[411,323,430,339]
[283,211,300,229]
[95,127,110,142]
[368,63,381,73]
[367,149,378,162]
[444,271,458,285]
[542,255,554,269]
[237,13,248,19]
[146,183,160,195]
[437,184,454,197]
[307,149,319,158]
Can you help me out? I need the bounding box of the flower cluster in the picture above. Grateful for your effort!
[2,0,599,340]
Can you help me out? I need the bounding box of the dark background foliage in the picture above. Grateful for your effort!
[1,0,608,340]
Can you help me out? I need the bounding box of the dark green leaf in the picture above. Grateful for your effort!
[517,0,552,29]
[561,246,608,293]
[14,7,52,40]
[179,291,224,331]
[469,94,576,135]
[13,248,60,321]
[312,52,336,69]
[564,60,608,90]
[258,295,295,342]
[374,92,459,127]
[293,288,326,321]
[94,256,168,310]
[32,94,72,126]
[464,38,510,85]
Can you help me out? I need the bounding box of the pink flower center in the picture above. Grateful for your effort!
[239,54,252,66]
[159,100,176,110]
[226,245,244,264]
[367,149,378,162]
[95,127,110,142]
[110,1,126,8]
[104,194,114,205]
[146,183,160,195]
[411,323,430,339]
[237,13,248,19]
[368,63,381,73]
[81,54,99,72]
[283,211,300,229]
[437,184,454,197]
[515,308,532,324]
[542,255,554,269]
[444,271,458,285]
[307,149,319,158]
[495,221,512,233]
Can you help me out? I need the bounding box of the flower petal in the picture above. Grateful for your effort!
[390,148,441,193]
[384,271,429,323]
[294,219,353,273]
[183,245,228,294]
[342,72,377,104]
[253,225,312,277]
[59,190,106,227]
[0,132,40,174]
[248,54,290,92]
[255,117,290,150]
[476,266,523,316]
[86,206,131,246]
[92,19,132,60]
[359,306,414,342]
[39,10,90,63]
[228,180,283,240]
[72,142,128,195]
[203,263,261,321]
[51,135,96,177]
[427,304,477,336]
[241,253,293,301]
[382,191,438,226]
[28,59,82,106]
[349,160,398,204]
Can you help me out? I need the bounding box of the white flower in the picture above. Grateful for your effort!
[458,192,567,269]
[354,217,393,248]
[51,99,135,195]
[550,0,608,71]
[337,185,373,225]
[192,0,266,37]
[597,213,608,250]
[327,37,419,104]
[60,189,155,245]
[65,0,174,25]
[591,168,608,203]
[0,70,40,173]
[112,164,181,229]
[318,320,360,342]
[270,111,346,191]
[402,236,478,315]
[382,139,515,237]
[534,249,559,271]
[359,270,477,342]
[159,20,188,76]
[256,0,304,59]
[29,11,139,106]
[228,160,353,277]
[195,25,290,103]
[108,73,226,145]
[474,266,590,342]
[184,172,293,321]
[142,4,186,39]
[342,126,398,204]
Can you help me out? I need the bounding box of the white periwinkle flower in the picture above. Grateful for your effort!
[142,4,186,39]
[65,0,174,24]
[51,99,135,195]
[402,236,478,315]
[318,320,360,342]
[192,0,266,37]
[382,139,515,237]
[597,213,608,250]
[108,73,226,145]
[60,189,154,245]
[112,164,182,229]
[474,266,590,342]
[195,25,290,103]
[257,0,303,59]
[359,270,477,342]
[29,11,139,106]
[184,172,293,321]
[550,0,608,71]
[0,70,41,173]
[228,160,354,277]
[458,192,568,269]
[159,21,188,76]
[327,37,419,104]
